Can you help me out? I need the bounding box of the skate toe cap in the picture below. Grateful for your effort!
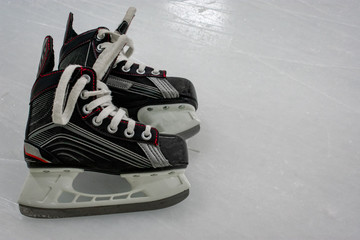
[166,77,198,109]
[158,134,188,167]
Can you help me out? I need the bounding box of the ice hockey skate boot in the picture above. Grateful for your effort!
[18,35,190,218]
[58,7,200,139]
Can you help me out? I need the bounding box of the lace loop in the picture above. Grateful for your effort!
[52,66,152,139]
[107,125,118,134]
[82,105,91,114]
[151,70,160,75]
[83,74,91,83]
[142,125,152,140]
[96,33,105,41]
[92,116,103,126]
[124,129,135,138]
[121,65,131,72]
[80,90,89,100]
[96,44,104,53]
[136,69,145,75]
[141,125,152,140]
[92,29,134,81]
[96,29,160,75]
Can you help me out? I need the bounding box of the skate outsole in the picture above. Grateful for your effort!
[19,189,189,218]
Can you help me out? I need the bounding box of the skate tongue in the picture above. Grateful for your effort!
[59,8,136,73]
[63,12,77,44]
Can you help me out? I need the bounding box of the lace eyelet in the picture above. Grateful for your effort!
[107,125,118,134]
[136,69,146,75]
[82,104,91,114]
[124,129,135,138]
[121,66,131,72]
[96,33,105,41]
[151,70,160,75]
[141,131,152,140]
[80,90,89,100]
[82,74,91,84]
[92,116,103,126]
[96,44,104,53]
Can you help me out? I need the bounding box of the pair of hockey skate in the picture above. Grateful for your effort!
[18,8,200,218]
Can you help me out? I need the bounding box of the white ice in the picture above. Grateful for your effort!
[1,0,360,239]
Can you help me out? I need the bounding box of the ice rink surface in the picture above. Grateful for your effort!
[1,0,360,239]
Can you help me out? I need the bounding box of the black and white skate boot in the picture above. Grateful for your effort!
[18,34,190,218]
[58,7,200,139]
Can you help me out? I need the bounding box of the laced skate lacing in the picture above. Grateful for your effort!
[96,29,161,75]
[53,32,153,139]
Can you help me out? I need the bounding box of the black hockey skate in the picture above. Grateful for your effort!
[58,7,200,139]
[18,34,190,218]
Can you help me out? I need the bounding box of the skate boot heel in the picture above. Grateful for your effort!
[138,103,200,139]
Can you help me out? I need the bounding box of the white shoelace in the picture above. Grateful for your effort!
[52,32,153,139]
[96,29,161,75]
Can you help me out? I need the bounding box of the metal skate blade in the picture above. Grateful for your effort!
[178,124,200,140]
[19,189,189,218]
[137,103,200,139]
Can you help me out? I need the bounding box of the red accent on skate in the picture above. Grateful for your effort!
[38,36,51,77]
[82,107,101,119]
[39,70,64,78]
[24,148,50,164]
[64,13,73,44]
[32,70,64,94]
[154,129,158,145]
[80,67,96,90]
